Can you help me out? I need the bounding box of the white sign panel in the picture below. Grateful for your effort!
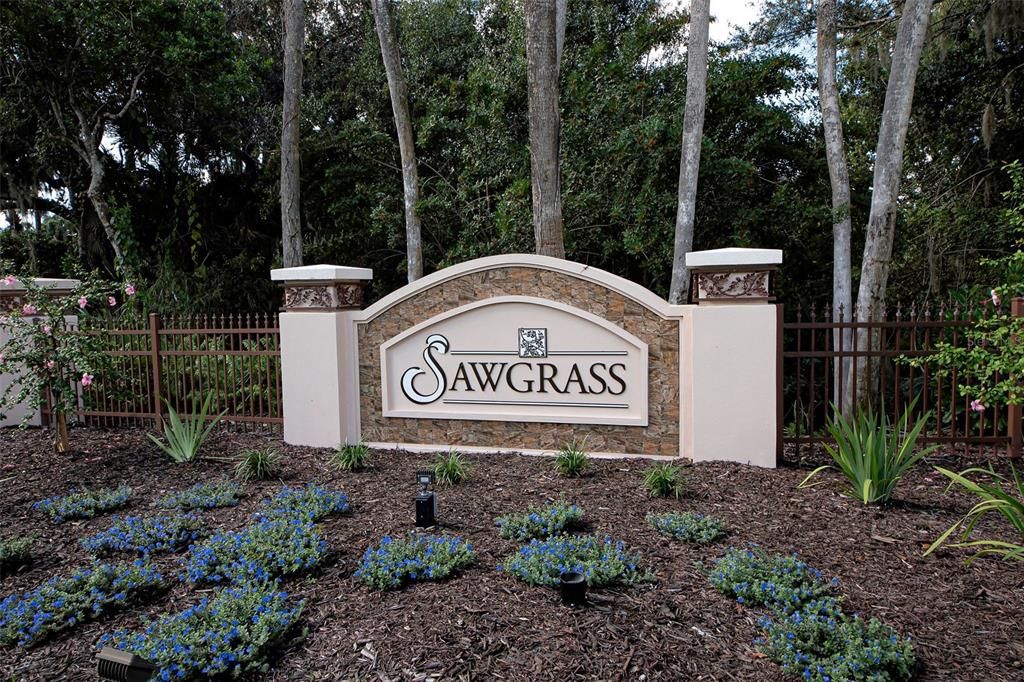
[380,296,648,426]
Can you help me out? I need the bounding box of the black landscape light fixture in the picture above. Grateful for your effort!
[560,571,587,606]
[415,469,437,528]
[96,647,157,681]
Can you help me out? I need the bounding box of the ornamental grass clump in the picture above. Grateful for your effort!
[553,439,590,477]
[496,501,584,541]
[32,485,132,523]
[235,446,282,482]
[432,450,470,486]
[644,462,685,498]
[500,535,646,588]
[149,393,226,464]
[184,517,327,586]
[332,441,369,471]
[0,559,163,647]
[81,514,206,556]
[0,536,33,577]
[709,546,836,612]
[355,534,475,590]
[159,481,242,511]
[255,484,350,522]
[799,401,938,505]
[647,511,725,544]
[98,583,304,681]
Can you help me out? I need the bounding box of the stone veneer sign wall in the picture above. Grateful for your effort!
[272,250,781,467]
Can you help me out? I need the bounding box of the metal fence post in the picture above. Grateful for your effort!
[1010,297,1023,459]
[149,313,164,433]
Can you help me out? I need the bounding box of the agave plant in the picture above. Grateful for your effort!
[800,401,938,504]
[148,393,226,463]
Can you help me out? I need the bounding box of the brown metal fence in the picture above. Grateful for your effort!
[45,313,282,431]
[781,297,1023,458]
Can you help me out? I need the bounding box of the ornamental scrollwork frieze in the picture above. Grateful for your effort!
[696,271,772,300]
[283,282,365,310]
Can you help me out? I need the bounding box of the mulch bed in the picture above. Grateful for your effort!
[1,427,1022,681]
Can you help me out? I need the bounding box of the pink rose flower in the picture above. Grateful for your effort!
[2,275,15,286]
[107,296,117,307]
[81,373,94,387]
[991,289,1000,306]
[970,399,985,413]
[78,296,88,309]
[42,324,51,334]
[0,352,5,364]
[21,303,37,316]
[125,283,136,296]
[45,360,55,370]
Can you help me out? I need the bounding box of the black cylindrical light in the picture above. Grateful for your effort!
[96,647,157,681]
[559,571,587,606]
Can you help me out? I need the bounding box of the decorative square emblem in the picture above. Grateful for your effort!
[518,328,547,358]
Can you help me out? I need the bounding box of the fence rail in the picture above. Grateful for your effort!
[781,297,1023,458]
[45,313,282,431]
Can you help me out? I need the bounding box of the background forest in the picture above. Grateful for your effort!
[1,0,1022,312]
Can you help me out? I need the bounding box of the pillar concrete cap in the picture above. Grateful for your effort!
[685,248,783,268]
[0,277,81,292]
[271,264,373,282]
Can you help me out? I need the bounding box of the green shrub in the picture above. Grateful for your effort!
[98,583,303,680]
[500,534,646,588]
[355,534,475,590]
[332,441,369,471]
[0,536,33,577]
[553,439,590,477]
[644,462,684,498]
[149,393,226,463]
[81,514,206,556]
[709,546,836,611]
[0,559,163,647]
[648,511,725,543]
[800,402,938,504]
[32,485,132,523]
[159,481,242,510]
[925,464,1024,563]
[496,501,584,541]
[235,447,282,482]
[433,450,469,486]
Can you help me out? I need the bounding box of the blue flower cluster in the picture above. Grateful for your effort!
[355,534,475,590]
[81,514,206,556]
[254,483,350,522]
[32,485,132,523]
[98,583,304,681]
[0,559,163,647]
[647,511,726,544]
[499,534,645,588]
[710,547,915,681]
[184,516,327,585]
[496,501,584,541]
[159,481,242,511]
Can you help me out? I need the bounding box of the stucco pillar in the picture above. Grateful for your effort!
[0,277,81,427]
[680,248,781,467]
[271,264,372,448]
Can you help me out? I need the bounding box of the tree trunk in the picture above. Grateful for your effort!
[555,0,567,69]
[526,0,565,259]
[281,0,304,269]
[668,0,710,304]
[817,0,854,413]
[74,112,127,272]
[53,410,69,453]
[372,0,423,281]
[854,0,934,405]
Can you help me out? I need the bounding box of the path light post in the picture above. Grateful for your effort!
[415,470,437,528]
[96,647,157,681]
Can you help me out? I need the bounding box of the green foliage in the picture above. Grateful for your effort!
[647,511,725,544]
[710,546,836,612]
[500,534,646,588]
[643,462,684,499]
[255,484,350,522]
[98,584,304,681]
[32,485,132,523]
[496,501,585,541]
[0,536,33,577]
[799,403,938,504]
[553,439,590,477]
[925,465,1024,563]
[149,393,226,463]
[355,534,475,590]
[81,514,206,556]
[432,450,469,486]
[235,447,282,482]
[332,441,369,471]
[159,481,242,510]
[0,559,163,647]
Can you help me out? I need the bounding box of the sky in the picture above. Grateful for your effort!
[706,0,765,43]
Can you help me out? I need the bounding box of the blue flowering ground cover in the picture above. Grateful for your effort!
[647,511,725,544]
[159,481,242,511]
[32,485,132,523]
[495,500,584,541]
[255,483,350,522]
[710,546,915,681]
[184,516,327,585]
[499,534,647,587]
[98,583,304,681]
[355,534,475,590]
[81,514,206,556]
[0,559,163,647]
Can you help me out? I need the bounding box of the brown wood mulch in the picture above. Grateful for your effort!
[0,427,1022,681]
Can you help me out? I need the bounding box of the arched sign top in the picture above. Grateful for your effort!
[380,296,649,426]
[358,254,686,323]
